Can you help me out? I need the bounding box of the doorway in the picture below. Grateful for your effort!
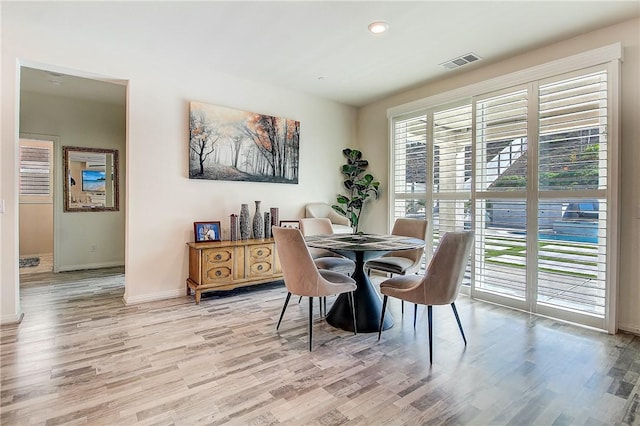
[18,137,55,275]
[18,65,126,278]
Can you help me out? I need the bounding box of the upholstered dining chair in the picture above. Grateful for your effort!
[273,226,357,351]
[299,218,356,276]
[377,230,474,364]
[365,217,428,317]
[299,217,356,315]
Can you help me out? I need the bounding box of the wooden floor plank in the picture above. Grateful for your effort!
[2,267,640,425]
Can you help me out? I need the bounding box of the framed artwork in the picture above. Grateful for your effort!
[279,220,299,229]
[194,221,221,242]
[189,101,300,184]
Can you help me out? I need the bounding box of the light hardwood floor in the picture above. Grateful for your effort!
[2,267,639,425]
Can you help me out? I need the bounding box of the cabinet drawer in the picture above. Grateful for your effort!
[202,248,233,284]
[249,245,273,260]
[248,244,274,277]
[250,261,273,277]
[203,248,232,264]
[204,266,233,283]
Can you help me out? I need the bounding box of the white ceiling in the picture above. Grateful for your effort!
[16,1,640,107]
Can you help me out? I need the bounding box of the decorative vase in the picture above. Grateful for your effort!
[252,201,264,239]
[239,204,250,240]
[264,212,271,238]
[230,214,238,241]
[270,207,279,229]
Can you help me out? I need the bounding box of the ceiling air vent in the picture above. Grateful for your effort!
[440,53,482,70]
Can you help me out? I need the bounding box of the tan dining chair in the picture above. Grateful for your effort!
[365,217,428,317]
[273,226,357,351]
[377,230,474,364]
[299,218,356,276]
[299,217,356,315]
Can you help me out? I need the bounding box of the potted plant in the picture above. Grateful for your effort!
[332,148,380,233]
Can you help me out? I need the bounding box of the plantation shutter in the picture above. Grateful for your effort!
[535,69,609,320]
[19,140,53,203]
[431,103,473,285]
[391,113,428,223]
[388,46,619,331]
[473,89,529,302]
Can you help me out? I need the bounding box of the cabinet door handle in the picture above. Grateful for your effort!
[257,250,263,256]
[257,265,263,271]
[215,254,222,260]
[215,270,222,276]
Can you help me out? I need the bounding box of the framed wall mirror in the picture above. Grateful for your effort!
[63,146,119,212]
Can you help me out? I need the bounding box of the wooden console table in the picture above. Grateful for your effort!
[186,238,282,304]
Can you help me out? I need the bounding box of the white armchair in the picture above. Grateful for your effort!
[305,202,353,234]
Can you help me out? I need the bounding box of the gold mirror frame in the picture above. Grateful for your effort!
[63,146,119,212]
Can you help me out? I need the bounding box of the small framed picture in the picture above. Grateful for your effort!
[279,220,299,229]
[194,221,221,242]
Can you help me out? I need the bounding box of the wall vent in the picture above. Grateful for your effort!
[440,52,482,70]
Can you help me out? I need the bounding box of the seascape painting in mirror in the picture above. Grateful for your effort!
[63,146,119,212]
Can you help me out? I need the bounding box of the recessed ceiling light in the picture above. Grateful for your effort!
[368,21,389,34]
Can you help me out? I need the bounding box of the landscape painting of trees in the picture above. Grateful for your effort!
[189,101,300,184]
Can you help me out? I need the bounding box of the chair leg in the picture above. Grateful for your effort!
[277,292,292,330]
[451,303,467,346]
[308,297,314,351]
[401,300,404,314]
[348,292,357,335]
[413,303,418,329]
[378,295,388,341]
[427,305,433,364]
[298,295,302,304]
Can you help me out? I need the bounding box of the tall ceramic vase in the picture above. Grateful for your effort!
[270,207,279,229]
[230,214,238,241]
[264,212,271,238]
[252,201,264,239]
[239,204,250,240]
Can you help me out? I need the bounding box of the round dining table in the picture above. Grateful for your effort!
[305,233,425,333]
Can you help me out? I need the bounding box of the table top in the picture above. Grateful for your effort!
[305,233,424,252]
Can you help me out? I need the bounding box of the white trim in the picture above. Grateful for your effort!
[618,323,640,336]
[387,43,623,118]
[536,304,605,330]
[472,288,528,312]
[123,289,185,305]
[57,261,124,272]
[526,82,540,314]
[606,58,621,334]
[0,312,24,325]
[387,116,397,232]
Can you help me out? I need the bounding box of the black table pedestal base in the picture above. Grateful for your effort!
[326,253,393,333]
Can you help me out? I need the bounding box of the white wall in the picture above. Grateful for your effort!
[1,3,356,321]
[20,92,126,271]
[357,18,640,332]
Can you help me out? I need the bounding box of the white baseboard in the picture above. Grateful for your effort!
[1,311,24,325]
[123,289,185,305]
[618,323,640,336]
[57,261,124,272]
